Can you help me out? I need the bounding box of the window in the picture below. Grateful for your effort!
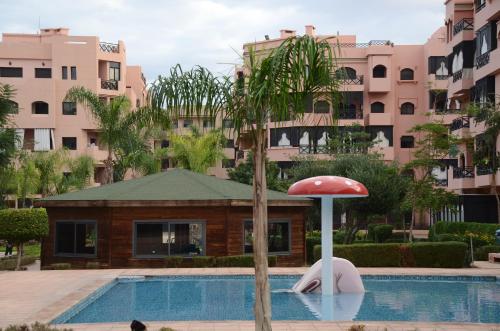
[134,221,204,257]
[0,67,22,78]
[370,102,385,113]
[183,119,193,128]
[109,62,121,81]
[400,68,414,80]
[314,101,330,114]
[62,66,68,80]
[225,139,234,148]
[400,136,415,148]
[400,102,415,115]
[372,65,387,78]
[70,66,77,80]
[32,101,49,115]
[62,137,77,150]
[222,119,234,129]
[475,21,497,56]
[35,68,51,78]
[244,220,290,254]
[428,56,448,75]
[203,119,214,128]
[222,159,235,168]
[62,102,76,115]
[55,221,96,256]
[335,67,357,79]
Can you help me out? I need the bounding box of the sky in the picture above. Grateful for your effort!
[0,0,444,81]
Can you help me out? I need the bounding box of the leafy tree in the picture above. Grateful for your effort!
[404,122,458,239]
[15,151,39,208]
[149,35,338,330]
[467,101,500,223]
[329,123,375,155]
[169,126,225,174]
[0,208,48,270]
[0,84,17,170]
[227,151,286,192]
[291,154,408,243]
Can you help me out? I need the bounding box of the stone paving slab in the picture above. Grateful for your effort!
[0,267,499,329]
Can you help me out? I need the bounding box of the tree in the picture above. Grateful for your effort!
[16,151,39,208]
[0,84,18,208]
[404,122,458,239]
[169,126,225,174]
[227,151,286,192]
[290,154,408,243]
[65,87,166,184]
[0,208,48,270]
[468,101,500,223]
[149,36,338,330]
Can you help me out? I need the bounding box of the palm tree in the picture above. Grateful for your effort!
[0,84,17,172]
[149,35,338,331]
[16,151,39,207]
[169,126,225,173]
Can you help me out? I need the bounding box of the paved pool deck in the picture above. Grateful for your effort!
[0,266,499,331]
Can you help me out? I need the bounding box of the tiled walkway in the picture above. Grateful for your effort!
[0,267,498,331]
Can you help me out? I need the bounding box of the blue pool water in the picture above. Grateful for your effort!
[54,275,500,324]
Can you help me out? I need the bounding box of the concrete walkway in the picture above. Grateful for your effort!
[0,267,498,330]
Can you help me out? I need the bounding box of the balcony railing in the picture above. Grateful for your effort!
[435,108,461,115]
[339,75,364,85]
[453,166,475,178]
[453,18,474,36]
[101,79,118,90]
[450,116,470,131]
[475,51,490,69]
[337,108,363,120]
[435,74,448,80]
[452,69,463,82]
[299,145,330,155]
[99,42,119,53]
[435,178,448,186]
[338,40,392,48]
[476,165,494,176]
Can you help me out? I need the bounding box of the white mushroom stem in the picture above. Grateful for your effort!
[321,196,334,296]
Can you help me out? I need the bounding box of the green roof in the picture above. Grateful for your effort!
[39,169,309,206]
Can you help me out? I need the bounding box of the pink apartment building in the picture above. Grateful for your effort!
[0,28,146,184]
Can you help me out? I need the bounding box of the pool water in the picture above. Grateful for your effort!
[54,275,500,324]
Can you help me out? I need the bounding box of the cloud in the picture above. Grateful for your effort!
[0,0,444,80]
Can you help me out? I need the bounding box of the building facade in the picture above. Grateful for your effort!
[0,28,147,184]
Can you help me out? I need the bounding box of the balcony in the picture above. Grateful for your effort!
[101,79,118,90]
[476,164,494,176]
[453,166,475,179]
[338,40,391,48]
[99,42,119,53]
[450,116,470,132]
[453,18,474,36]
[452,69,463,83]
[475,51,490,69]
[337,107,363,120]
[435,108,461,115]
[435,179,448,187]
[448,68,473,95]
[339,75,363,85]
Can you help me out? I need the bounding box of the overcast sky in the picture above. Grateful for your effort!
[0,0,444,80]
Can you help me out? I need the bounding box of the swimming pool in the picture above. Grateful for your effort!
[54,275,500,324]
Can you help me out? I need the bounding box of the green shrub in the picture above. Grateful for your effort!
[436,233,463,242]
[51,263,71,270]
[410,242,467,268]
[85,262,100,269]
[431,221,499,238]
[192,256,216,267]
[306,236,321,265]
[373,225,393,243]
[164,256,184,268]
[333,230,347,244]
[215,255,277,267]
[367,223,378,240]
[312,242,468,268]
[2,322,73,331]
[475,245,500,261]
[0,256,37,270]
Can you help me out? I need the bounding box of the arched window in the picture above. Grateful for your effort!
[400,102,415,115]
[400,68,414,80]
[314,100,330,114]
[400,136,415,148]
[372,65,387,78]
[32,101,49,115]
[336,67,357,79]
[370,102,385,113]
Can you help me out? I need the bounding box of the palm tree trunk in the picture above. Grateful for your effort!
[252,129,272,331]
[104,147,114,184]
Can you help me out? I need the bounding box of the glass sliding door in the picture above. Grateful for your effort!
[134,221,205,257]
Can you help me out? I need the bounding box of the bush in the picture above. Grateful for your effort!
[306,236,321,265]
[333,230,347,244]
[367,223,378,241]
[312,242,468,268]
[192,256,216,267]
[86,262,100,269]
[373,225,393,243]
[430,221,499,239]
[215,255,277,267]
[51,263,71,270]
[0,256,37,271]
[1,322,73,331]
[475,245,500,261]
[410,242,467,268]
[164,256,184,268]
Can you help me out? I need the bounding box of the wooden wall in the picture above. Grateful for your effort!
[41,205,306,268]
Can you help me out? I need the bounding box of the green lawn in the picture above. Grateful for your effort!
[1,242,40,258]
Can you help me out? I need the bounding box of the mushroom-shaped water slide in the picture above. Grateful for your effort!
[288,176,368,319]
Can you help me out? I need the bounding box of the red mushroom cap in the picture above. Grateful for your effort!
[288,176,368,198]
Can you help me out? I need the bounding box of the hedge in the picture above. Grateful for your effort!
[165,255,277,268]
[312,241,468,268]
[430,221,500,239]
[373,225,393,243]
[0,256,37,270]
[306,236,321,265]
[475,245,500,261]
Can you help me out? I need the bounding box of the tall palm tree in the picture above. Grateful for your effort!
[149,35,339,331]
[0,84,17,171]
[16,151,39,207]
[169,127,225,174]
